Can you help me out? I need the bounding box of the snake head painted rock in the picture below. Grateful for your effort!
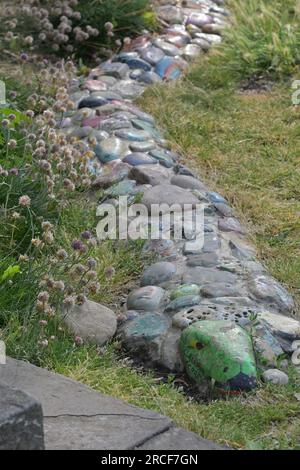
[179,320,257,392]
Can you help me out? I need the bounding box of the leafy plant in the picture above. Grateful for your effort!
[222,0,300,78]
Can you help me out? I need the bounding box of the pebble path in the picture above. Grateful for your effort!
[61,0,299,388]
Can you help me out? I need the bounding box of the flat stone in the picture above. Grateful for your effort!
[214,203,234,217]
[165,295,201,313]
[207,191,227,204]
[218,217,246,234]
[183,238,205,255]
[100,62,130,79]
[115,129,151,142]
[0,383,44,450]
[142,184,199,211]
[249,276,295,312]
[130,164,170,186]
[69,90,90,106]
[83,79,107,92]
[141,46,165,65]
[95,138,129,163]
[138,426,226,450]
[257,311,300,351]
[157,5,184,24]
[195,32,222,44]
[160,328,183,372]
[142,239,177,260]
[78,96,108,109]
[182,267,236,285]
[141,261,177,287]
[186,253,219,267]
[1,358,173,450]
[103,179,137,197]
[131,119,162,139]
[92,163,130,189]
[119,57,151,71]
[97,118,132,132]
[202,234,221,252]
[186,13,213,27]
[112,80,145,99]
[200,283,242,298]
[123,153,156,166]
[149,149,175,168]
[182,44,202,60]
[171,175,206,191]
[262,369,289,385]
[120,313,170,365]
[191,37,211,51]
[129,141,156,152]
[136,71,162,85]
[127,286,165,311]
[63,300,117,346]
[252,324,284,366]
[229,239,255,260]
[202,23,224,35]
[155,57,182,80]
[170,284,200,300]
[153,38,180,56]
[164,34,190,48]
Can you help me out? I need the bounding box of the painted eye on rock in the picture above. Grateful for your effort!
[195,342,204,350]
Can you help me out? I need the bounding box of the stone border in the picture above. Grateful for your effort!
[61,1,299,391]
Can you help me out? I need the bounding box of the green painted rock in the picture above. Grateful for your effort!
[165,295,201,313]
[170,284,200,300]
[180,320,257,392]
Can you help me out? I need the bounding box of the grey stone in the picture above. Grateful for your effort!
[153,38,180,56]
[157,5,184,24]
[129,141,156,152]
[95,137,129,163]
[165,295,201,312]
[136,71,162,85]
[160,329,183,372]
[92,163,130,189]
[203,234,221,252]
[0,358,172,450]
[182,44,202,61]
[120,313,170,365]
[115,129,151,142]
[130,164,170,186]
[182,267,236,285]
[127,286,165,311]
[257,311,300,352]
[123,153,156,166]
[63,300,117,346]
[252,324,284,366]
[262,369,289,385]
[171,175,206,191]
[218,217,246,234]
[141,262,177,287]
[186,253,219,267]
[137,426,227,450]
[142,184,199,211]
[249,276,295,312]
[214,203,234,217]
[142,239,177,260]
[200,283,242,298]
[112,80,144,99]
[0,383,44,450]
[100,62,130,79]
[141,46,165,65]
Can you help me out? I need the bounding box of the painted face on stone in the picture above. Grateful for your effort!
[179,320,257,392]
